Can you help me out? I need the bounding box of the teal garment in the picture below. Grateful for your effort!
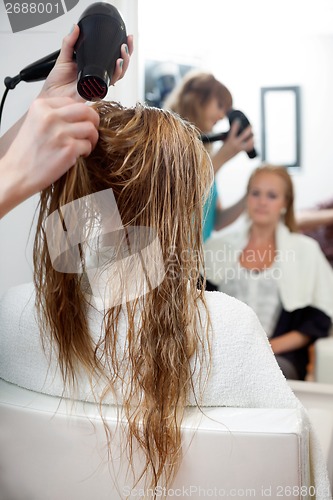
[203,181,218,242]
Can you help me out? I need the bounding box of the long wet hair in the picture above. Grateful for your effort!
[164,71,233,131]
[246,164,298,232]
[33,101,213,491]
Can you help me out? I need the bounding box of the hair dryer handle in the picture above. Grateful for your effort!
[19,50,61,83]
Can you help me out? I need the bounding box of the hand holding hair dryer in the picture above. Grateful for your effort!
[4,2,127,101]
[201,109,257,159]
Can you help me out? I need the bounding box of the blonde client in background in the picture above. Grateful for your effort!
[0,110,331,496]
[204,165,333,381]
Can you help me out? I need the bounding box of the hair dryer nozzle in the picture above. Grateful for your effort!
[75,2,127,101]
[77,70,109,100]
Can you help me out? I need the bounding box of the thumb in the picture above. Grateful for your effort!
[56,24,80,65]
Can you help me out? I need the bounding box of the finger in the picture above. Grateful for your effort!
[57,24,80,65]
[120,42,130,73]
[56,103,100,129]
[27,97,78,129]
[78,138,96,158]
[126,34,134,56]
[61,138,95,171]
[111,35,133,84]
[238,126,253,142]
[111,58,125,84]
[64,121,99,149]
[240,135,254,152]
[229,119,241,135]
[244,138,255,151]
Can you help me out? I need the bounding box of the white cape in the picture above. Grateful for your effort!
[204,216,333,319]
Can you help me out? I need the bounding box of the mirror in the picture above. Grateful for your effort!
[139,0,333,209]
[261,86,301,169]
[139,0,333,387]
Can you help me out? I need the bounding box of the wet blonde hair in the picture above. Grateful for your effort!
[33,101,213,491]
[246,164,298,232]
[164,71,233,131]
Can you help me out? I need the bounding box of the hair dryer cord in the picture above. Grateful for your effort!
[0,87,10,134]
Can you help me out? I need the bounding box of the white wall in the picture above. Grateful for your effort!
[0,0,140,297]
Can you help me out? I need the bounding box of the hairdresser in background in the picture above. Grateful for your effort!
[0,25,133,219]
[164,72,254,242]
[204,165,333,380]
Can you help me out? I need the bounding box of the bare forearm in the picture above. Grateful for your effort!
[214,196,246,231]
[211,146,235,174]
[270,331,311,355]
[297,209,333,231]
[0,114,27,159]
[0,156,22,218]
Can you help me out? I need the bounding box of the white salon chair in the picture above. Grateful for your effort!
[289,379,333,489]
[315,337,333,384]
[0,378,311,500]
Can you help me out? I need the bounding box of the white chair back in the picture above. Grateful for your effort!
[0,379,310,500]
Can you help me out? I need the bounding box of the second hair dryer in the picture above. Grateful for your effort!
[201,109,257,159]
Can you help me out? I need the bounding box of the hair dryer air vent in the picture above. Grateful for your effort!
[78,74,108,101]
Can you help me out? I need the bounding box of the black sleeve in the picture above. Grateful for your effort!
[273,306,331,343]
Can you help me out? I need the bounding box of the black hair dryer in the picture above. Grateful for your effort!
[75,2,127,100]
[227,109,257,159]
[4,2,127,101]
[200,109,257,159]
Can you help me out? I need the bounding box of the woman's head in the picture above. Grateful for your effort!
[34,101,213,490]
[246,164,297,232]
[45,101,213,266]
[164,71,233,133]
[83,101,212,229]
